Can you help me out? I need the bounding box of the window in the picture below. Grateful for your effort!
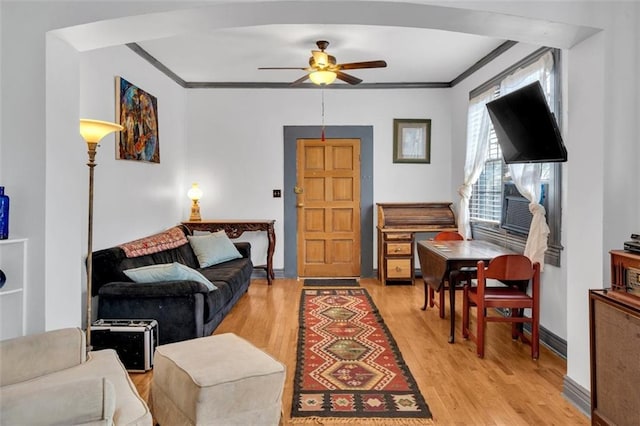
[469,123,503,223]
[467,48,563,266]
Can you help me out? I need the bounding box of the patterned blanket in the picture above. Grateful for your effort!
[119,226,188,258]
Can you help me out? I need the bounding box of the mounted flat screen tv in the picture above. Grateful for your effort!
[486,81,567,164]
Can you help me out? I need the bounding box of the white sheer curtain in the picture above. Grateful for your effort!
[457,87,496,239]
[501,52,554,270]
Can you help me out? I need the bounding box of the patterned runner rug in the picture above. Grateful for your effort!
[292,288,432,424]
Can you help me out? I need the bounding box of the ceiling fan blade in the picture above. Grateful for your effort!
[338,60,387,70]
[336,71,362,85]
[290,74,310,86]
[258,67,307,70]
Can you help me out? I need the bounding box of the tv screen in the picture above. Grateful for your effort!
[486,81,567,164]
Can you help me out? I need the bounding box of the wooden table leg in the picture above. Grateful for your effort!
[266,224,276,285]
[421,280,428,310]
[448,271,458,343]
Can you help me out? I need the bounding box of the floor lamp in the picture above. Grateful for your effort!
[79,119,123,350]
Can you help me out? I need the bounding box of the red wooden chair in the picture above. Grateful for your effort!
[462,254,541,359]
[423,231,465,318]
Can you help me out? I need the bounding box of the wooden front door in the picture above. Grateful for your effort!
[296,138,361,277]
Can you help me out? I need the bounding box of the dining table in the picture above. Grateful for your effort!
[417,239,515,343]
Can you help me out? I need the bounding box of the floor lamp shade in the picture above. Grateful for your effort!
[79,118,123,350]
[80,119,124,143]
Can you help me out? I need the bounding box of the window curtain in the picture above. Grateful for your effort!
[458,87,496,240]
[501,52,554,270]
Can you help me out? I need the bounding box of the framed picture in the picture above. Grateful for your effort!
[393,119,431,163]
[115,76,160,163]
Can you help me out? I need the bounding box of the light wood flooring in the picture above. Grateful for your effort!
[130,278,589,425]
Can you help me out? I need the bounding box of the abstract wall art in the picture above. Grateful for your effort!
[115,76,160,163]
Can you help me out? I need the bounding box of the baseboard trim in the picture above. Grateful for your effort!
[492,310,567,358]
[562,375,591,417]
[256,269,377,280]
[251,269,286,279]
[522,322,567,359]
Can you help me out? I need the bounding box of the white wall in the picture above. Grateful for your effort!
[2,5,56,334]
[42,41,187,329]
[565,30,606,391]
[80,45,187,250]
[186,88,452,268]
[45,35,85,330]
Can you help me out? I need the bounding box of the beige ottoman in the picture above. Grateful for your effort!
[149,333,285,426]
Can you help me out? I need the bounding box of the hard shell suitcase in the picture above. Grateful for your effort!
[91,319,158,372]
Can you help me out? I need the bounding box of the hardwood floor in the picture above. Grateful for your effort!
[130,278,589,425]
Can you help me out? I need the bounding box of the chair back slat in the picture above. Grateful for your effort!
[483,255,534,281]
[433,231,464,241]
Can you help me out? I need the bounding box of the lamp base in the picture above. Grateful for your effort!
[190,201,201,221]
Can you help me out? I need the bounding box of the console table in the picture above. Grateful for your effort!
[182,220,276,285]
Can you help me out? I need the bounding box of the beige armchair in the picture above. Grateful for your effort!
[0,327,151,425]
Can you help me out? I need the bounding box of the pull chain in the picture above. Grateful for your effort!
[321,88,326,141]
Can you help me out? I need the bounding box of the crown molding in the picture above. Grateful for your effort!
[127,40,516,90]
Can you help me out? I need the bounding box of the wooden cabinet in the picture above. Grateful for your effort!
[588,250,640,425]
[383,232,414,282]
[376,203,456,285]
[589,289,640,426]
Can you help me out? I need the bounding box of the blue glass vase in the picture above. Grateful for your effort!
[0,186,9,240]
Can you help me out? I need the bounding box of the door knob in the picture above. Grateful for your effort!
[294,186,304,194]
[296,203,304,207]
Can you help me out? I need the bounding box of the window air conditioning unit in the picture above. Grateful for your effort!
[501,182,548,234]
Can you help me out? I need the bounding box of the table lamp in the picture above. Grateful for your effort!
[188,183,203,221]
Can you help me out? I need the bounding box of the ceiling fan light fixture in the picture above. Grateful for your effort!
[259,40,385,86]
[312,50,329,68]
[309,70,337,85]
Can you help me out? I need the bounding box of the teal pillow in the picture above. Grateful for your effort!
[187,230,242,268]
[123,262,216,291]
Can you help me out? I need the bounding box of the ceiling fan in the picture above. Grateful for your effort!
[258,40,387,86]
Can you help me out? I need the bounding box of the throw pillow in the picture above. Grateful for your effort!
[187,230,242,268]
[123,262,216,291]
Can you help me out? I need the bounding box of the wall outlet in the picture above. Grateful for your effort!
[273,189,281,198]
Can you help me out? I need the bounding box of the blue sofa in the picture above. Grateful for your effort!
[91,225,253,345]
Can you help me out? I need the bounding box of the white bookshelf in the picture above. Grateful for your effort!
[0,238,28,340]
